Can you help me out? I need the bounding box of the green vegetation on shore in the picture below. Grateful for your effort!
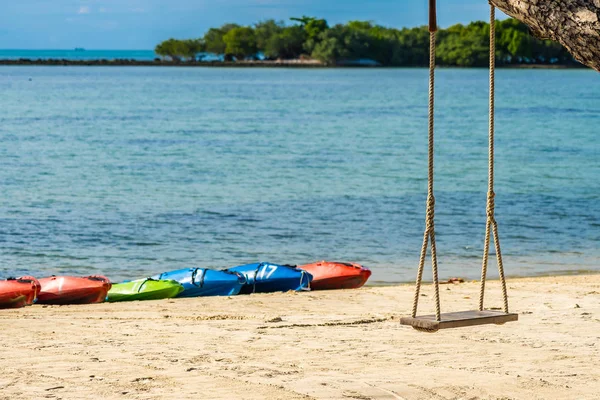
[155,17,574,67]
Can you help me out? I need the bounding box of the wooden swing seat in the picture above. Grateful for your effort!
[401,310,518,331]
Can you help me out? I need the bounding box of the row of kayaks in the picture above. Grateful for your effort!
[0,261,371,309]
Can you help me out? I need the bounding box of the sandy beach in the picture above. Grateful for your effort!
[1,274,599,400]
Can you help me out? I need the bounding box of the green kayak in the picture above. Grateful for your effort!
[107,278,184,302]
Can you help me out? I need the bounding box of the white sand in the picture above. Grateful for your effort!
[1,274,599,399]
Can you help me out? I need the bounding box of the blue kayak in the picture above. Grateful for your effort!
[226,262,312,294]
[151,268,247,297]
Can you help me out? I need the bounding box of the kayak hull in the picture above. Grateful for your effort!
[107,279,184,302]
[297,261,371,290]
[0,294,28,309]
[0,277,41,309]
[151,268,246,297]
[228,263,312,294]
[38,276,112,305]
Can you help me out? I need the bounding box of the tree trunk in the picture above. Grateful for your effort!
[490,0,600,71]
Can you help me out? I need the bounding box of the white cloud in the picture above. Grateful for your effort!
[78,6,90,14]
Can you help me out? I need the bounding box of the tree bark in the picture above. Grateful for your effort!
[490,0,600,71]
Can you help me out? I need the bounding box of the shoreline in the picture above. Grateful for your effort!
[1,273,598,399]
[0,58,586,69]
[367,268,600,287]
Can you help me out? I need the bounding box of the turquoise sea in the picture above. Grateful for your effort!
[0,66,598,283]
[0,49,157,61]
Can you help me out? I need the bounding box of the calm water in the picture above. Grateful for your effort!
[0,67,598,283]
[0,49,157,61]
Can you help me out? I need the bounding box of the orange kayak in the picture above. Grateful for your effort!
[0,276,41,309]
[297,261,371,290]
[38,276,112,305]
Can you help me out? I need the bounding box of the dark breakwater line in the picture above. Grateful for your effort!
[0,59,329,68]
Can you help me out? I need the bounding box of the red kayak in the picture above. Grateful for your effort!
[0,276,41,309]
[298,261,371,290]
[38,276,112,305]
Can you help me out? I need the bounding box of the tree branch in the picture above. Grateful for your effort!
[490,0,600,71]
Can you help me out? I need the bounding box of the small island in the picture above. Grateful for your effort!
[151,16,579,68]
[0,17,583,68]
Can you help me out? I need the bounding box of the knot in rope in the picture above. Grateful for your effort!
[425,195,436,229]
[486,191,495,219]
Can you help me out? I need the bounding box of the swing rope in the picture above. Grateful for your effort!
[411,2,510,323]
[479,4,510,314]
[411,1,441,322]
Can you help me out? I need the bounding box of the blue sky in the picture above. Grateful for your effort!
[0,0,507,49]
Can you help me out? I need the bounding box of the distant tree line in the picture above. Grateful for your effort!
[155,17,575,67]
